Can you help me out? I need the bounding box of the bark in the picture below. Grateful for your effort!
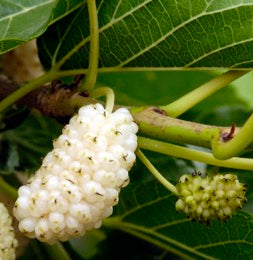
[0,75,78,117]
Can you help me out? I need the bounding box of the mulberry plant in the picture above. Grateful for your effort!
[0,0,253,259]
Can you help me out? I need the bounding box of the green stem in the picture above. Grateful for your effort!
[0,177,18,199]
[78,0,99,92]
[212,113,253,159]
[42,242,71,260]
[138,137,253,170]
[131,107,222,149]
[56,69,88,77]
[160,70,249,117]
[90,87,115,113]
[136,149,179,196]
[69,95,100,109]
[0,70,57,112]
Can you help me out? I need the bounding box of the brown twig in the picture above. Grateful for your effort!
[0,75,78,117]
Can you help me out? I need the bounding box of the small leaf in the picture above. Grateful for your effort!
[38,0,253,69]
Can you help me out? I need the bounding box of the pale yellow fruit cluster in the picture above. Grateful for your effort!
[176,173,247,221]
[0,202,18,260]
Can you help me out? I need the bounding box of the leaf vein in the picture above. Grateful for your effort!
[152,218,191,231]
[185,38,253,67]
[2,17,12,38]
[111,0,122,21]
[194,240,253,250]
[120,194,172,219]
[112,3,253,67]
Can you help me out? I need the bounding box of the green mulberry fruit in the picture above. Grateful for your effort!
[175,173,247,222]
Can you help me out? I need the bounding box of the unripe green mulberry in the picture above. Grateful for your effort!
[0,202,18,260]
[13,104,138,244]
[175,173,247,222]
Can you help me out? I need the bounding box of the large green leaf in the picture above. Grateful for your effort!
[38,0,253,69]
[107,180,253,260]
[0,0,84,54]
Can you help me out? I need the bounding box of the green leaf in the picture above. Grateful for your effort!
[0,0,84,54]
[38,0,253,69]
[50,0,85,24]
[106,180,253,260]
[1,112,61,173]
[0,0,56,54]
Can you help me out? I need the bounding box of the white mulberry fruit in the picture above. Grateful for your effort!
[13,104,138,244]
[0,202,18,260]
[175,173,247,222]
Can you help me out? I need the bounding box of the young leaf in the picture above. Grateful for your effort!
[108,181,253,260]
[0,0,84,54]
[38,0,253,69]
